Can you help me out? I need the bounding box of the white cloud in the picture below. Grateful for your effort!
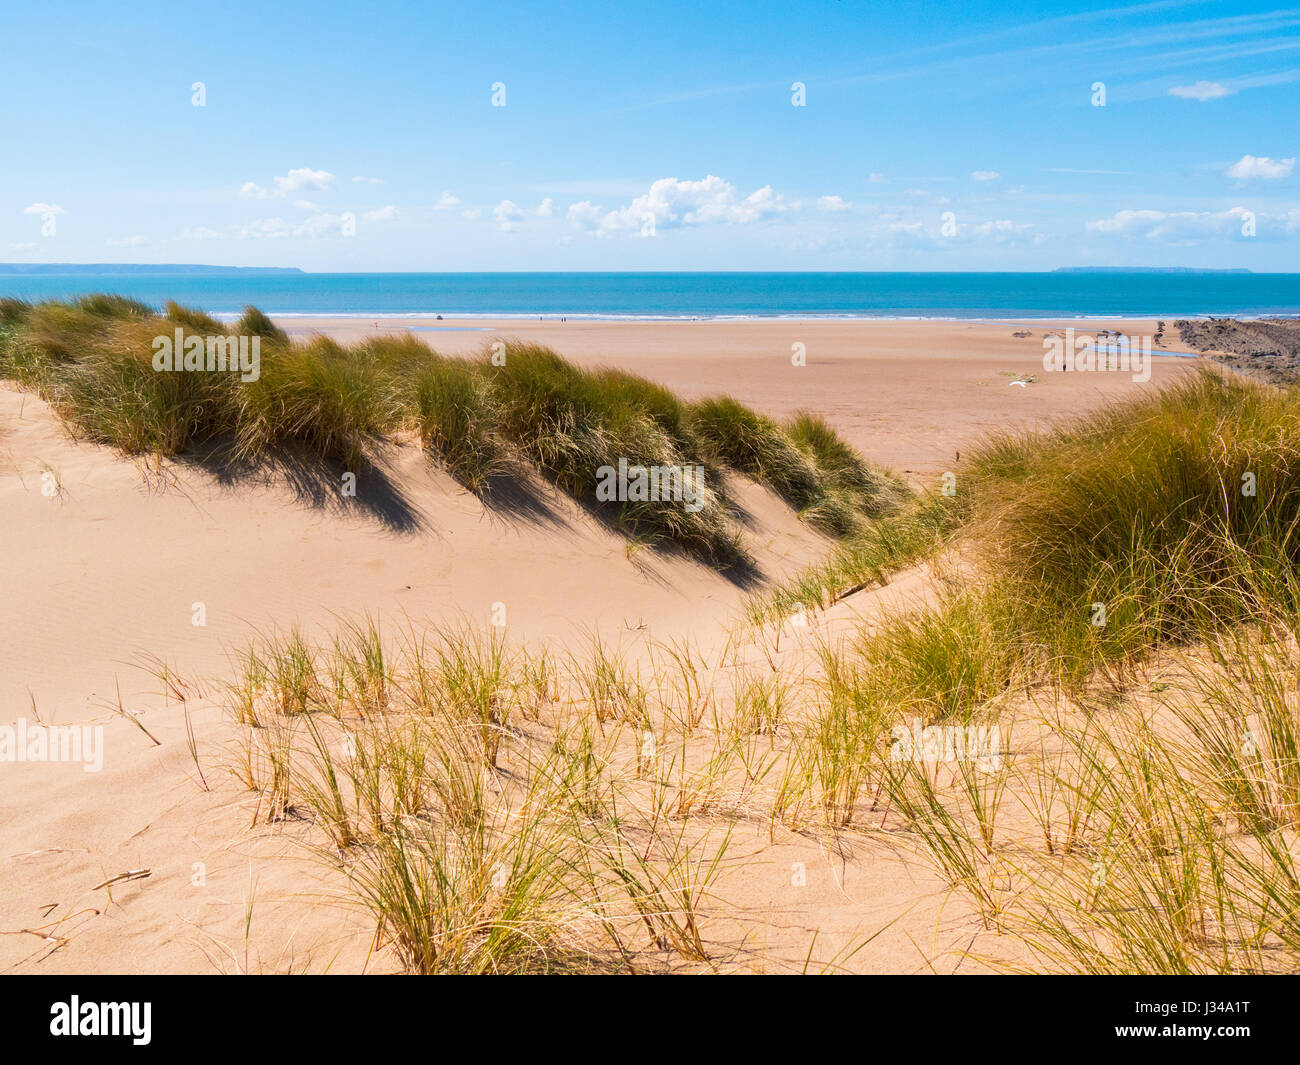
[23,202,66,216]
[493,199,525,231]
[435,190,460,210]
[1086,206,1258,241]
[1226,154,1295,180]
[352,175,385,184]
[566,175,790,238]
[817,195,851,212]
[362,205,398,223]
[460,207,481,220]
[240,168,336,199]
[1170,80,1231,101]
[293,199,321,211]
[181,225,224,240]
[971,170,1000,181]
[536,197,554,218]
[566,201,603,230]
[867,172,887,184]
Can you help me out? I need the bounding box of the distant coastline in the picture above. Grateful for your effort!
[1052,266,1253,275]
[0,263,303,275]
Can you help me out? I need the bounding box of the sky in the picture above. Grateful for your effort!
[2,0,1298,271]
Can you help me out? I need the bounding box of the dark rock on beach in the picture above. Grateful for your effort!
[1175,318,1300,385]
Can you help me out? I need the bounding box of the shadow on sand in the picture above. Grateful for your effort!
[175,436,766,590]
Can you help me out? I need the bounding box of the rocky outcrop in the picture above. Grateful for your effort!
[1175,318,1300,384]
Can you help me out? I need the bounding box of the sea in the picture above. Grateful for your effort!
[1,271,1298,320]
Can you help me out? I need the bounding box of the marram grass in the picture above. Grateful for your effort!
[0,295,901,568]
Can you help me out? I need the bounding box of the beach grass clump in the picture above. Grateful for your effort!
[13,299,118,365]
[41,317,241,453]
[786,412,909,535]
[164,300,226,334]
[236,304,289,344]
[786,412,899,503]
[688,398,904,536]
[0,296,32,328]
[413,353,506,491]
[689,396,821,508]
[234,335,401,470]
[0,297,903,567]
[960,370,1300,680]
[72,292,155,320]
[854,592,1023,723]
[484,341,744,563]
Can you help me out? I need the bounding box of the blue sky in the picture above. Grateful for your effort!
[2,0,1298,270]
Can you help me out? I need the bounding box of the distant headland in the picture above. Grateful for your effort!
[0,263,304,275]
[1052,267,1254,275]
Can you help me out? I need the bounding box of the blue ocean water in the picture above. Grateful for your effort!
[1,272,1297,319]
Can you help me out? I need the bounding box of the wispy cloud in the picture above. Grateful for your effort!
[832,6,1300,96]
[1169,79,1231,100]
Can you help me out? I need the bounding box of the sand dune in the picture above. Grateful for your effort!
[1,319,1205,974]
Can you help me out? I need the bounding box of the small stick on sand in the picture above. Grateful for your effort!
[92,869,151,891]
